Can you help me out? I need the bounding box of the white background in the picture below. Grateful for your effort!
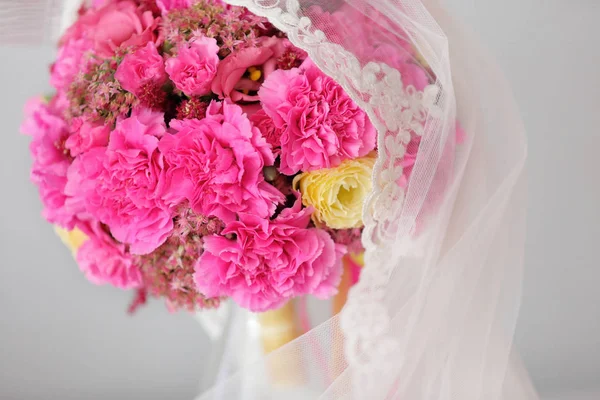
[1,0,599,399]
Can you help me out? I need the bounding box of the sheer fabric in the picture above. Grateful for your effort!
[1,1,539,399]
[196,1,538,399]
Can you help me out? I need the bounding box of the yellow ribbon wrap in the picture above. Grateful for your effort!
[257,301,303,386]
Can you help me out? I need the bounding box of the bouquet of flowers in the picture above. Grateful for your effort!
[22,0,461,318]
[22,0,396,314]
[17,0,541,398]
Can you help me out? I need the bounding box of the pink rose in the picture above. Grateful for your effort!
[115,42,168,96]
[211,37,295,103]
[158,101,284,223]
[194,198,345,312]
[70,111,173,254]
[21,98,76,228]
[62,1,161,57]
[259,59,376,175]
[51,38,91,93]
[65,117,111,157]
[165,37,220,96]
[76,221,142,289]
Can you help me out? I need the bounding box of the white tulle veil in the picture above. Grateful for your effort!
[2,0,540,398]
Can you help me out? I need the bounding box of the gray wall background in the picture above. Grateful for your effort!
[1,0,598,398]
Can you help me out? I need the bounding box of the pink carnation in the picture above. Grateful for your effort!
[156,0,193,14]
[165,37,220,96]
[115,42,168,97]
[249,108,282,153]
[370,43,429,90]
[211,37,295,103]
[260,59,376,175]
[21,98,75,228]
[69,111,173,254]
[158,101,284,223]
[128,107,167,138]
[76,222,142,289]
[61,1,161,57]
[51,38,90,93]
[64,148,104,221]
[65,117,111,157]
[309,5,428,89]
[194,198,345,312]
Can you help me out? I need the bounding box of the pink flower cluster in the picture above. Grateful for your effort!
[22,0,452,313]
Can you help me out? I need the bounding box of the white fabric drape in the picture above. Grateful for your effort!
[1,1,539,398]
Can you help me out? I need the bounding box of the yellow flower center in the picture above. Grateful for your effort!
[248,66,262,81]
[293,156,376,229]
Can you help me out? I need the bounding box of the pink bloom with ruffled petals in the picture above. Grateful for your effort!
[194,198,345,312]
[21,98,76,228]
[62,1,162,56]
[76,222,142,289]
[70,111,173,254]
[51,38,91,93]
[115,42,168,97]
[249,108,282,153]
[64,147,105,221]
[260,59,376,175]
[165,37,220,96]
[156,0,193,14]
[65,117,110,157]
[158,101,284,223]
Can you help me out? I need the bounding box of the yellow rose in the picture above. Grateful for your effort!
[293,156,375,229]
[54,226,89,257]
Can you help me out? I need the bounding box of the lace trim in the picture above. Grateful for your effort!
[225,0,442,395]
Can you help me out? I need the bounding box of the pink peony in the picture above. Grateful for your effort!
[158,101,284,223]
[65,117,111,157]
[211,37,295,103]
[76,222,142,289]
[21,98,76,228]
[260,59,376,175]
[69,112,173,254]
[156,0,193,14]
[249,108,282,153]
[50,38,91,93]
[194,198,346,312]
[115,42,168,97]
[61,1,162,57]
[165,37,220,96]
